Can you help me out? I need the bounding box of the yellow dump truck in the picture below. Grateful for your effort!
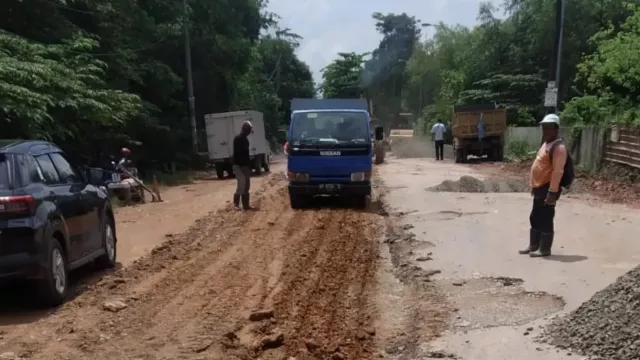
[451,104,507,163]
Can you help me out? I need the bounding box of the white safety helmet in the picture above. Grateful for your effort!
[540,114,560,126]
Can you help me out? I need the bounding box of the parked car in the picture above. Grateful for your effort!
[0,140,117,306]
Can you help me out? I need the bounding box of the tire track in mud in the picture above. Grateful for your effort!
[2,172,383,360]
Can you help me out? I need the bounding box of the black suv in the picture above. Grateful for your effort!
[0,140,117,306]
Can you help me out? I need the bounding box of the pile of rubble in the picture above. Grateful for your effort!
[542,264,640,360]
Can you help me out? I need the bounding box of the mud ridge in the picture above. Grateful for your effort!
[376,175,452,359]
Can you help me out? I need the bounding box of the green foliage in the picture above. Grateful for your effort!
[320,52,367,98]
[506,138,537,161]
[0,32,142,142]
[0,0,314,168]
[399,0,640,132]
[562,3,640,127]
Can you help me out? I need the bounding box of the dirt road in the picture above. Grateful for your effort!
[8,150,634,360]
[0,168,396,360]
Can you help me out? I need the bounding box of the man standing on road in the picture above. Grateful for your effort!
[233,121,253,210]
[519,114,567,257]
[431,120,446,161]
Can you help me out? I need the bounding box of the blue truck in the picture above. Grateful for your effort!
[286,98,384,209]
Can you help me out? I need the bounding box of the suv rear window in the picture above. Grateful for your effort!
[0,154,10,190]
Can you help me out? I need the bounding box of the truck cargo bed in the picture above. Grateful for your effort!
[451,109,507,139]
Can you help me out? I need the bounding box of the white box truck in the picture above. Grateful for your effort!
[204,110,271,179]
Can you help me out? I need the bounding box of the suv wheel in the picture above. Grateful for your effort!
[37,238,68,307]
[96,220,117,269]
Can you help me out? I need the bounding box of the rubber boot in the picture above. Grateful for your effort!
[241,194,252,210]
[518,229,541,254]
[233,194,241,210]
[529,232,553,257]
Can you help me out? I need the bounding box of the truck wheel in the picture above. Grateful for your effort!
[455,148,467,163]
[263,155,270,172]
[254,157,262,176]
[497,146,504,162]
[215,164,225,179]
[289,193,307,209]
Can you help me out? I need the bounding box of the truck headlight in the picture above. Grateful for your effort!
[350,172,371,181]
[287,172,309,182]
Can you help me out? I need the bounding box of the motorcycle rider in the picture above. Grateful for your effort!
[116,147,138,178]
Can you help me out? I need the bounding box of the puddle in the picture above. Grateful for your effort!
[437,278,564,330]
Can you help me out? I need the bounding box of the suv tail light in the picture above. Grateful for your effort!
[0,195,36,216]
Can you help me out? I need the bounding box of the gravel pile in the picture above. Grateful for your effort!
[428,176,529,193]
[542,264,640,360]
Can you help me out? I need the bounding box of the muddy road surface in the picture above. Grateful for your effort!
[0,172,389,360]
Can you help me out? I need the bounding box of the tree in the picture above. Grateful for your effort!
[562,3,640,125]
[363,13,421,128]
[399,0,640,132]
[0,0,314,168]
[320,52,367,98]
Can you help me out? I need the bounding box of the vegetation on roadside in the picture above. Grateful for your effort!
[319,1,640,132]
[1,0,314,171]
[505,138,537,161]
[5,0,640,173]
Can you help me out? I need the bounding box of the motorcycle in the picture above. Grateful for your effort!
[103,156,145,204]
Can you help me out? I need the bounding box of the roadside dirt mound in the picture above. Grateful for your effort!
[391,137,442,158]
[470,161,639,205]
[428,175,529,193]
[541,264,640,360]
[0,173,381,360]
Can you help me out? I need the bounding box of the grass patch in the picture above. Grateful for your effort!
[506,138,537,161]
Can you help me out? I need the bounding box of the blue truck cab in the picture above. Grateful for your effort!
[286,98,383,209]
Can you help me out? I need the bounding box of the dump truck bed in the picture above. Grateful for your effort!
[451,106,507,139]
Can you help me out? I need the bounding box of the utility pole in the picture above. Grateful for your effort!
[183,0,198,153]
[546,0,566,114]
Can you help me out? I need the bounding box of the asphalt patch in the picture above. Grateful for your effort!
[438,277,564,330]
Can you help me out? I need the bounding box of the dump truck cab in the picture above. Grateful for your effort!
[451,104,507,163]
[287,98,381,209]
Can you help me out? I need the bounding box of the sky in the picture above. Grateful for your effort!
[267,0,504,85]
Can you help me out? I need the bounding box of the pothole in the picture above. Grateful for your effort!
[421,210,490,221]
[437,277,564,330]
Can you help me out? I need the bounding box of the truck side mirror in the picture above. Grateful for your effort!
[374,126,384,141]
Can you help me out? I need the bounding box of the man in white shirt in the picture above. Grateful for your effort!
[431,120,446,160]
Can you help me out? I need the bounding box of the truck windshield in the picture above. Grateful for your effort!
[290,112,369,144]
[0,154,10,190]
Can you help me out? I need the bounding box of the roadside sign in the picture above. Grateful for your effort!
[544,87,558,107]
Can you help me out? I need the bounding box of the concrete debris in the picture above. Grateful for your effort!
[102,299,128,312]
